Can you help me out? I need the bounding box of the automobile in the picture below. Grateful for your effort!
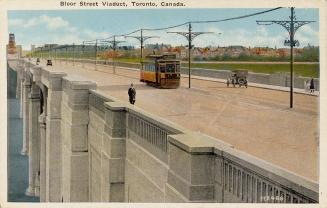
[36,58,40,65]
[47,59,53,66]
[227,70,248,88]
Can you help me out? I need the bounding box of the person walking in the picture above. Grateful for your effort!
[128,83,136,105]
[310,78,315,93]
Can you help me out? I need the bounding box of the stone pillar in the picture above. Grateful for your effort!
[16,62,22,100]
[45,72,66,202]
[21,71,31,156]
[100,102,126,202]
[20,77,24,118]
[26,83,41,197]
[39,113,46,202]
[61,77,96,202]
[166,134,215,202]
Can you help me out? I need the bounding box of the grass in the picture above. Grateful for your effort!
[182,63,319,78]
[32,54,319,78]
[114,58,319,78]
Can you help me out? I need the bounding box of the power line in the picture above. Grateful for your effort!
[98,7,282,41]
[191,7,282,24]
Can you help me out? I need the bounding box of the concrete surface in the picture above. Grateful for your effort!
[40,60,319,181]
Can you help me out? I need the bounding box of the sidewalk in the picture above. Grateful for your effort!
[113,64,319,96]
[185,74,320,96]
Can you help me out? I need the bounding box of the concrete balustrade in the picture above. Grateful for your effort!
[7,58,319,203]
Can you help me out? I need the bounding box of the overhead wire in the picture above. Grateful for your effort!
[37,7,283,49]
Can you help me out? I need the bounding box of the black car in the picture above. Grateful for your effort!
[227,70,248,88]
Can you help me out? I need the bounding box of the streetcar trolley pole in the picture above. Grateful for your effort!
[168,23,214,88]
[256,7,315,108]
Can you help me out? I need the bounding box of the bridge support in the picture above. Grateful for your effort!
[25,83,41,197]
[45,73,66,202]
[39,113,46,201]
[61,77,96,202]
[21,67,31,156]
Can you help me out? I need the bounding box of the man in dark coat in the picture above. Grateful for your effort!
[128,83,136,105]
[310,78,315,93]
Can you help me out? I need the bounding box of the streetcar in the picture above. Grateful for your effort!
[140,53,180,88]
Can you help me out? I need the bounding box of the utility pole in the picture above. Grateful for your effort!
[65,46,68,64]
[72,43,75,66]
[101,36,124,74]
[168,23,214,88]
[82,41,85,68]
[125,29,158,61]
[95,39,98,70]
[257,7,314,108]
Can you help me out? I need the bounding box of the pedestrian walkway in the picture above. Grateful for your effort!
[102,64,320,96]
[7,98,39,202]
[186,74,320,96]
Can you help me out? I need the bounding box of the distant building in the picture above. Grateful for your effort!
[7,33,23,59]
[7,33,16,55]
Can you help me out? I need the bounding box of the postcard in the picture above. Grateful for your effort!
[0,0,326,207]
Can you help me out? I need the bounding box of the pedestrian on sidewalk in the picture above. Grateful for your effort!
[304,80,309,92]
[310,77,315,93]
[128,83,136,105]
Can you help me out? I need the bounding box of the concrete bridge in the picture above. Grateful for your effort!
[8,58,318,203]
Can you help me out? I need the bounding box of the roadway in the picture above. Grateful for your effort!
[40,59,318,181]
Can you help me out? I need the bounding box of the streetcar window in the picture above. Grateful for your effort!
[145,64,155,72]
[166,64,175,73]
[176,64,180,72]
[160,65,165,73]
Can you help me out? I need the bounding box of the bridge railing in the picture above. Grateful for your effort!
[13,58,319,203]
[168,133,318,203]
[126,107,186,164]
[219,148,318,203]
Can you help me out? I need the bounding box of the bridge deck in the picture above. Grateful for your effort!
[43,60,318,181]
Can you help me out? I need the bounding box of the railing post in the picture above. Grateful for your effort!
[166,133,215,202]
[98,102,126,202]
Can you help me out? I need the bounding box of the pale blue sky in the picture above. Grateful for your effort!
[8,8,319,50]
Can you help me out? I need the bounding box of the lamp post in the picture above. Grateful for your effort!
[257,7,314,108]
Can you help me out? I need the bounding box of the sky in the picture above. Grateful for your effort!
[8,8,319,50]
